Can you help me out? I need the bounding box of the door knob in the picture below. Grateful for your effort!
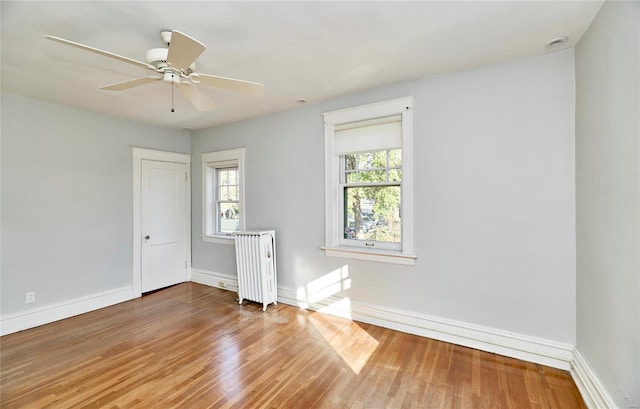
[144,235,150,240]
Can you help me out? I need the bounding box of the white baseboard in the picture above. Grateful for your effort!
[191,268,239,292]
[571,348,619,409]
[277,285,574,370]
[190,268,574,370]
[1,286,133,336]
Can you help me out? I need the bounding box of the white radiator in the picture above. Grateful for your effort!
[234,230,277,311]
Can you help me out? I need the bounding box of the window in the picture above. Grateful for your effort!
[322,97,415,265]
[201,148,245,244]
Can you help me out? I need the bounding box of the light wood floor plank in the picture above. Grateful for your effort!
[1,283,586,409]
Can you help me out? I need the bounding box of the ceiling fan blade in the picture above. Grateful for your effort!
[45,35,152,70]
[179,83,216,111]
[166,31,205,72]
[191,73,264,96]
[100,76,161,91]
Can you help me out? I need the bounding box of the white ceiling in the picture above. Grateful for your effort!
[1,1,602,130]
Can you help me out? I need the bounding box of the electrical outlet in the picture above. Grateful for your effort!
[218,281,226,288]
[25,291,36,304]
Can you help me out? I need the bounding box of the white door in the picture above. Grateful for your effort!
[141,160,187,292]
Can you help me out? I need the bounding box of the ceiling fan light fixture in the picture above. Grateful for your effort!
[163,72,180,85]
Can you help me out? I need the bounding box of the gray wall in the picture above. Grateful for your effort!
[192,49,577,343]
[575,1,640,407]
[1,92,190,314]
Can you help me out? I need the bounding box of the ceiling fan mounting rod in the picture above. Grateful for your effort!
[160,30,173,46]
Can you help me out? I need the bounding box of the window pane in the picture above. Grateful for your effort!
[389,169,402,182]
[343,186,401,243]
[358,170,386,183]
[228,186,238,201]
[228,169,237,185]
[357,152,373,170]
[371,151,387,168]
[219,170,229,185]
[389,149,402,168]
[346,172,357,183]
[345,154,357,171]
[218,202,239,233]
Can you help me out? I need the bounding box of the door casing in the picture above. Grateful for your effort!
[132,147,191,298]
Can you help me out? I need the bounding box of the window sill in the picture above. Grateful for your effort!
[321,246,416,266]
[202,235,235,245]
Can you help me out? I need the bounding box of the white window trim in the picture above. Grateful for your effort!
[322,96,416,265]
[201,148,246,245]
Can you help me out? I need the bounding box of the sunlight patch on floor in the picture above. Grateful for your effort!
[309,308,379,374]
[293,265,378,373]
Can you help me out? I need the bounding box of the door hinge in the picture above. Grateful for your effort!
[185,172,188,181]
[185,260,187,269]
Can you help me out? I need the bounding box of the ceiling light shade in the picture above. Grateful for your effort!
[163,72,180,84]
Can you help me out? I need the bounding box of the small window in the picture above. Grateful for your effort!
[201,148,245,244]
[322,97,415,265]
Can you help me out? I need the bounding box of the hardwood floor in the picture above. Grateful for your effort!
[1,283,586,409]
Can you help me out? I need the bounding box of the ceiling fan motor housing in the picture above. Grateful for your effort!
[146,48,195,75]
[146,48,169,68]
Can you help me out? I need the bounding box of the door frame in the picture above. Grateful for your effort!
[132,147,191,298]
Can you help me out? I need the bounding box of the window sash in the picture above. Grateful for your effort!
[342,149,402,185]
[215,166,240,235]
[338,148,403,251]
[339,184,402,250]
[215,167,239,201]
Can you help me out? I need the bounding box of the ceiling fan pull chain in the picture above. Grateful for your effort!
[171,74,175,113]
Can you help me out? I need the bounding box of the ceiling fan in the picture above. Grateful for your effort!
[45,30,264,112]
